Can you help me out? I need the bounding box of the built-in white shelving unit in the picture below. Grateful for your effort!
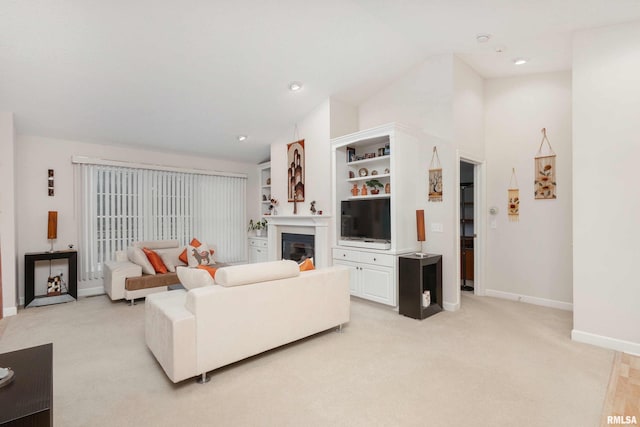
[331,123,422,306]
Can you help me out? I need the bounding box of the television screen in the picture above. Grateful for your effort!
[341,199,391,241]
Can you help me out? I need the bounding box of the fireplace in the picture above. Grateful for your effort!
[282,233,314,262]
[266,215,331,268]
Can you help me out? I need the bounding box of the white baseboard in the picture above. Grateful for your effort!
[2,306,18,317]
[78,286,105,298]
[443,301,460,311]
[572,329,640,356]
[485,289,573,311]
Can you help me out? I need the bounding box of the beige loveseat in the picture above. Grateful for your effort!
[145,260,350,383]
[104,240,185,304]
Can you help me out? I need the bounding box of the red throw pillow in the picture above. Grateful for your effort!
[179,238,202,265]
[197,265,218,279]
[143,248,168,274]
[299,258,315,271]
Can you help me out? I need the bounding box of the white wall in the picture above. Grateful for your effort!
[357,54,484,310]
[0,112,17,316]
[572,21,640,354]
[484,71,573,309]
[14,135,258,302]
[329,98,359,139]
[270,100,332,218]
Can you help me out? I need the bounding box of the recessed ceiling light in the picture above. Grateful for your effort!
[237,135,248,142]
[513,58,527,65]
[289,81,303,92]
[476,34,491,43]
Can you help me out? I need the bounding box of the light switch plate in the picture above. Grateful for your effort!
[431,222,443,233]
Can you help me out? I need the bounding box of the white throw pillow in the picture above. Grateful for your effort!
[127,246,155,275]
[176,266,214,290]
[155,247,184,273]
[215,260,299,287]
[186,243,214,267]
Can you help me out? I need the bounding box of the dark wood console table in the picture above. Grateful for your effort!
[398,254,443,319]
[0,343,53,426]
[25,250,77,308]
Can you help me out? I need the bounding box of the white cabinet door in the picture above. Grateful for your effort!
[361,264,395,306]
[333,259,360,295]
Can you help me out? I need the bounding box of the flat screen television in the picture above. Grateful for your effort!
[341,199,391,241]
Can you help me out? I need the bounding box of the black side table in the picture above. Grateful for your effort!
[0,343,53,426]
[24,250,77,308]
[398,254,443,319]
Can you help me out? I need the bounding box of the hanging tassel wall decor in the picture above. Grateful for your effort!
[534,128,557,199]
[428,146,443,202]
[508,168,520,222]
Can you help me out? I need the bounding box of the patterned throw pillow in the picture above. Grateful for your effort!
[179,238,202,265]
[187,243,214,267]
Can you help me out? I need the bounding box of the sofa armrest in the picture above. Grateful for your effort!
[104,260,142,300]
[114,250,128,262]
[145,290,197,383]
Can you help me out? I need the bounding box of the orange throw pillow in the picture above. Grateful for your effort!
[179,238,202,265]
[143,248,168,274]
[299,258,315,271]
[197,265,218,279]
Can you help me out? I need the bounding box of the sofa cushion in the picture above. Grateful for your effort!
[156,247,186,273]
[197,265,218,279]
[128,246,156,275]
[187,243,214,267]
[143,248,168,274]
[215,260,299,287]
[177,266,215,290]
[133,239,179,250]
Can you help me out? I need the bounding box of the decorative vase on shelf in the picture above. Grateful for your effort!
[385,183,391,194]
[256,229,263,237]
[361,184,368,196]
[371,189,380,195]
[351,184,359,196]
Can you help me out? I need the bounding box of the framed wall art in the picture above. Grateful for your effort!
[287,139,305,202]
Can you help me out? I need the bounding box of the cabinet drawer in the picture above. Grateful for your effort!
[333,248,359,262]
[249,238,268,248]
[359,252,395,267]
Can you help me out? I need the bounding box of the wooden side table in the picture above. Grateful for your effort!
[0,343,53,426]
[24,250,77,308]
[398,254,443,319]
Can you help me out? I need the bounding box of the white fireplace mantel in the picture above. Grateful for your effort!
[266,215,332,268]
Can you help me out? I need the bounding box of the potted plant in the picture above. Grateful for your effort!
[248,219,268,236]
[365,179,384,195]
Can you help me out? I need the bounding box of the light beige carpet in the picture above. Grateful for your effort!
[0,294,614,427]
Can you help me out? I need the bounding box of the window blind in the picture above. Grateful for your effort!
[75,163,246,281]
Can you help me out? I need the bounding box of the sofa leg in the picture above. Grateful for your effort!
[197,372,210,384]
[336,324,343,333]
[130,299,135,307]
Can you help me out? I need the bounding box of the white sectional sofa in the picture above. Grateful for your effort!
[104,240,184,304]
[145,260,350,383]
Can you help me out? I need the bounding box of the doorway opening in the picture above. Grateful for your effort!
[460,161,475,292]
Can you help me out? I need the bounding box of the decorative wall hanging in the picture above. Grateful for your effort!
[508,168,520,222]
[287,136,305,203]
[428,146,443,202]
[534,128,557,199]
[48,169,54,196]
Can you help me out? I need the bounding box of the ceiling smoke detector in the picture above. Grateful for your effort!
[476,34,491,43]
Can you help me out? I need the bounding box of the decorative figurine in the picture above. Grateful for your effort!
[361,184,368,196]
[351,184,359,196]
[310,201,317,215]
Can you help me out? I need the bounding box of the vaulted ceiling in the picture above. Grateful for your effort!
[2,1,639,163]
